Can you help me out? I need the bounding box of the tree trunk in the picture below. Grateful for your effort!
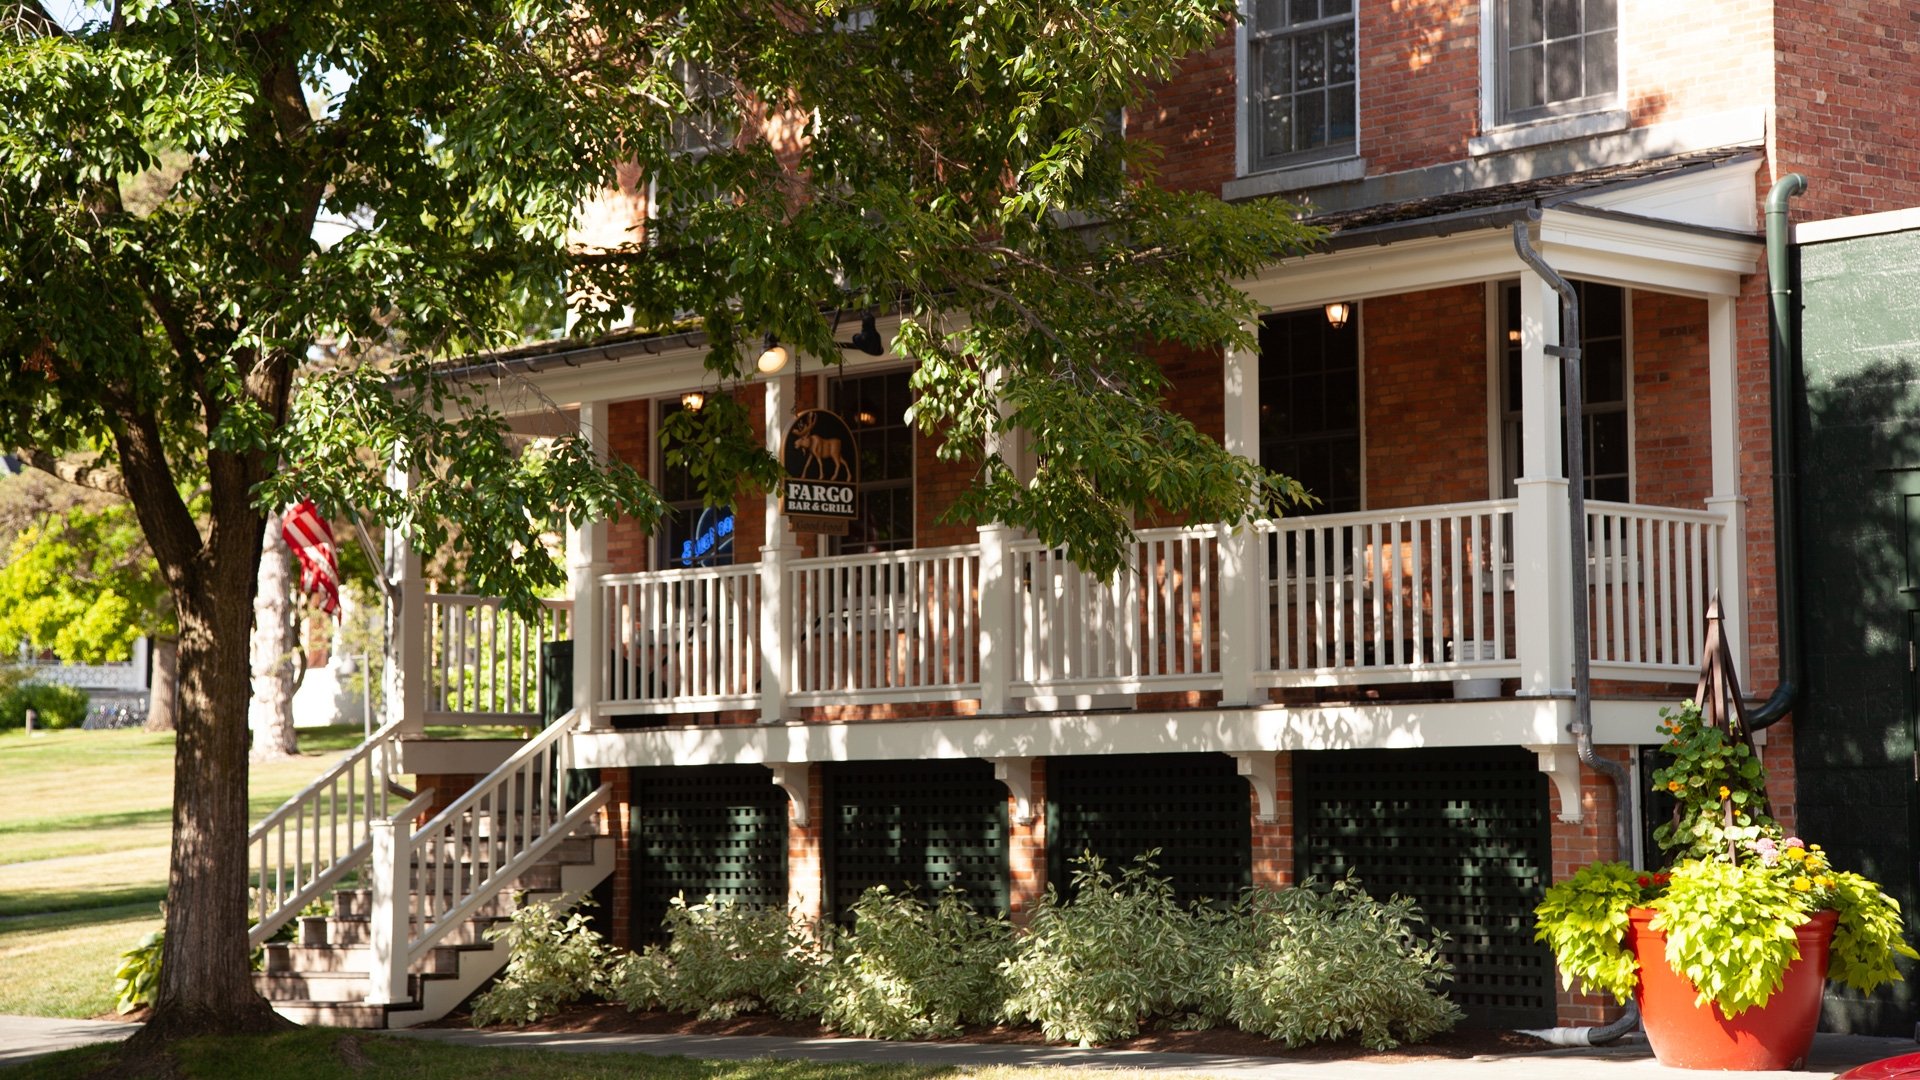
[143,637,177,733]
[248,510,299,760]
[123,500,292,1051]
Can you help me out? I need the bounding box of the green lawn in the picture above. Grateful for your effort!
[0,725,382,1018]
[7,1028,1095,1080]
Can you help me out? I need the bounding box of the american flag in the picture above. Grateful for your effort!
[281,499,340,615]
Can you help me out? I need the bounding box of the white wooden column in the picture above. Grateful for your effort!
[760,374,799,723]
[1704,292,1749,681]
[384,463,426,736]
[567,401,610,730]
[1512,270,1574,698]
[1219,327,1263,706]
[977,371,1017,715]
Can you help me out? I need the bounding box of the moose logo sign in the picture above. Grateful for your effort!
[782,409,858,534]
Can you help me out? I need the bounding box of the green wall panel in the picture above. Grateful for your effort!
[1795,227,1920,1034]
[1046,752,1252,907]
[824,760,1008,921]
[629,764,789,944]
[1294,746,1554,1029]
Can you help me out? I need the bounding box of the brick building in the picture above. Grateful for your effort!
[299,1,1920,1033]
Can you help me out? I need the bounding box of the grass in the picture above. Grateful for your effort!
[6,1028,1102,1080]
[0,723,511,1019]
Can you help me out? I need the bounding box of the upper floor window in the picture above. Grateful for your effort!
[1259,305,1362,514]
[1245,0,1357,172]
[1494,0,1618,125]
[1499,280,1628,502]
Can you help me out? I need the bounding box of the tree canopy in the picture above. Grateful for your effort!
[0,0,1316,1049]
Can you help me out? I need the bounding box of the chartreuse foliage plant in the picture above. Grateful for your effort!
[471,898,610,1027]
[605,896,822,1022]
[818,886,1015,1040]
[1535,700,1918,1016]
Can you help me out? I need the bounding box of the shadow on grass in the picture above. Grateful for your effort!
[0,806,175,839]
[9,1028,971,1080]
[0,884,167,920]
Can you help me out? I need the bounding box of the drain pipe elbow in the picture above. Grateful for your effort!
[1520,1003,1641,1047]
[1751,174,1808,730]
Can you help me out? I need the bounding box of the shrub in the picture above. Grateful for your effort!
[1000,852,1227,1046]
[817,886,1014,1039]
[1220,876,1461,1049]
[607,895,821,1021]
[112,929,164,1014]
[470,897,608,1026]
[0,681,88,730]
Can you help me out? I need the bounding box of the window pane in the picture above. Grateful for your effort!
[1581,283,1623,338]
[1296,91,1327,151]
[1545,39,1581,101]
[1288,0,1318,26]
[1508,0,1542,46]
[1296,32,1325,90]
[1589,413,1628,478]
[1327,84,1357,144]
[1260,100,1293,162]
[1508,45,1543,111]
[1256,0,1285,31]
[1259,308,1360,515]
[1330,26,1356,83]
[1585,341,1624,404]
[1585,31,1617,97]
[1324,0,1352,14]
[1584,0,1616,30]
[1545,0,1579,39]
[1263,38,1294,96]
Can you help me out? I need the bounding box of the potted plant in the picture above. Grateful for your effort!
[1535,701,1918,1071]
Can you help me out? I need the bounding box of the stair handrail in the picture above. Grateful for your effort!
[247,718,421,948]
[389,709,609,972]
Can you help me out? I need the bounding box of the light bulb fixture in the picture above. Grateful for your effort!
[1323,301,1352,329]
[680,390,706,413]
[837,312,885,356]
[1507,327,1523,344]
[756,333,790,375]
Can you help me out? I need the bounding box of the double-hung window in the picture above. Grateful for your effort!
[1498,280,1629,502]
[1244,0,1357,172]
[1493,0,1618,125]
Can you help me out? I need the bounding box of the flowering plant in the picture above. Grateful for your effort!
[1535,701,1916,1015]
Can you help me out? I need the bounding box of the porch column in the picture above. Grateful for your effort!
[1705,293,1749,681]
[384,463,426,736]
[1513,270,1574,698]
[977,370,1016,715]
[568,400,610,730]
[1219,326,1262,706]
[760,373,799,723]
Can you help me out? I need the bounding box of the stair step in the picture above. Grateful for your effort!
[261,942,473,975]
[268,1000,420,1029]
[255,969,438,1004]
[314,913,515,948]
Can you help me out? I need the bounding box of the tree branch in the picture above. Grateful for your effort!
[17,448,128,497]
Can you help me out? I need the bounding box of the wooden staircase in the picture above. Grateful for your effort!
[254,819,612,1028]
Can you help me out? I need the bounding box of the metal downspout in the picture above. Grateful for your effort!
[1749,174,1809,729]
[1513,220,1640,1046]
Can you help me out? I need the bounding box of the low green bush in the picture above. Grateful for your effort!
[111,929,163,1014]
[1220,875,1461,1049]
[470,897,609,1026]
[606,896,821,1021]
[0,681,88,730]
[1000,852,1228,1046]
[817,886,1014,1039]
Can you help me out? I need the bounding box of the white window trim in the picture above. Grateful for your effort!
[1475,0,1627,155]
[1235,0,1363,180]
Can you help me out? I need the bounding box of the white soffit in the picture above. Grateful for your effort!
[1574,155,1762,233]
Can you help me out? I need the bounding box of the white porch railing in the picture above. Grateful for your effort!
[1011,526,1222,697]
[247,719,434,948]
[1257,500,1517,686]
[366,710,610,1005]
[600,564,760,711]
[1585,501,1725,678]
[424,595,571,722]
[788,545,980,704]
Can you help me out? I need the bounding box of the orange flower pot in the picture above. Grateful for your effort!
[1626,907,1838,1071]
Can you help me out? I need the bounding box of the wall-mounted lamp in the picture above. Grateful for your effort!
[1323,301,1352,330]
[756,333,790,375]
[1507,328,1523,344]
[838,312,885,356]
[680,390,706,413]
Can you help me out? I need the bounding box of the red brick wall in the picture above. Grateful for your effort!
[607,399,652,574]
[1007,759,1047,923]
[787,764,825,925]
[1250,751,1294,889]
[1775,1,1920,223]
[1363,285,1489,509]
[1133,31,1238,194]
[1548,748,1632,1026]
[606,767,634,949]
[917,417,979,550]
[1360,1,1479,175]
[1630,291,1712,509]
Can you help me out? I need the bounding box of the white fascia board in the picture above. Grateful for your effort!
[1239,229,1527,312]
[572,698,1581,770]
[1590,697,1672,744]
[1536,209,1759,296]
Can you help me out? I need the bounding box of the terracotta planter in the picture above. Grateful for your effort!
[1626,906,1838,1071]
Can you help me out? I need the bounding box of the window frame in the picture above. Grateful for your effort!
[1481,0,1622,132]
[1257,302,1365,516]
[1238,0,1360,177]
[825,367,917,556]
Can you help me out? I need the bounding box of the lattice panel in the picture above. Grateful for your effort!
[825,760,1008,922]
[1294,747,1555,1028]
[1046,753,1251,907]
[630,765,789,944]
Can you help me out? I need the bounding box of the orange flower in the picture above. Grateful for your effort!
[1667,780,1682,792]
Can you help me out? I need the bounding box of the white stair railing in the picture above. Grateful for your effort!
[365,710,610,1005]
[248,720,434,948]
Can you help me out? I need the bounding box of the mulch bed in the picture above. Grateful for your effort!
[428,1002,1554,1063]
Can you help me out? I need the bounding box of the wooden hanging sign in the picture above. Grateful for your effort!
[781,409,858,535]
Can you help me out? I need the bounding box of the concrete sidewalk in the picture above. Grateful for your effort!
[3,1013,1914,1077]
